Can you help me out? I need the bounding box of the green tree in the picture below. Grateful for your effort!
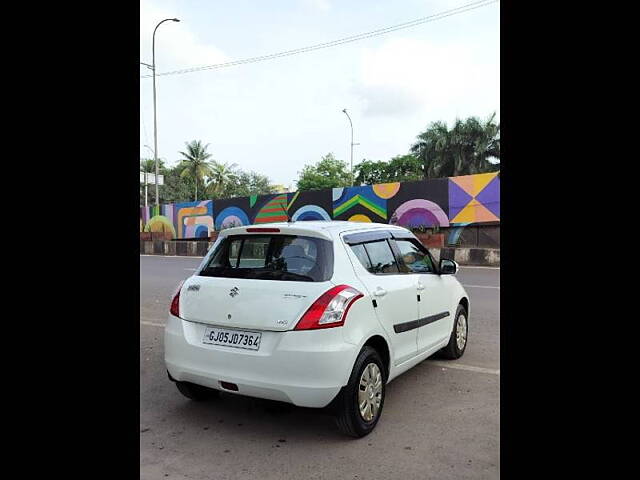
[296,153,352,191]
[410,120,453,178]
[354,159,389,185]
[411,113,500,178]
[140,158,167,206]
[140,158,166,173]
[220,171,277,198]
[385,154,424,182]
[152,163,278,204]
[205,161,239,198]
[159,163,196,205]
[354,154,423,185]
[242,171,277,196]
[177,140,215,201]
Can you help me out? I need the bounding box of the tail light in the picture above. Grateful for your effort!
[294,285,363,330]
[169,281,184,317]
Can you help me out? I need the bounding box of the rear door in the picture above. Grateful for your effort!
[344,232,420,366]
[180,233,334,332]
[392,237,452,353]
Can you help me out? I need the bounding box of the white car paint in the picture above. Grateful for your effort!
[165,221,469,408]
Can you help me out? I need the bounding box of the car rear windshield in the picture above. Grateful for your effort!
[198,234,334,282]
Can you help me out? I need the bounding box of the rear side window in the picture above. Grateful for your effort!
[199,234,333,282]
[349,240,399,274]
[350,244,372,271]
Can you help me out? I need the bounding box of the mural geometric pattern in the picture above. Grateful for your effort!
[145,215,177,237]
[175,200,214,239]
[287,189,333,222]
[448,172,500,223]
[254,194,289,224]
[215,206,250,230]
[140,173,500,237]
[333,185,387,221]
[372,182,401,199]
[389,199,450,228]
[290,205,331,221]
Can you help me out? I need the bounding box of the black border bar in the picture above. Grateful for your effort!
[393,311,450,333]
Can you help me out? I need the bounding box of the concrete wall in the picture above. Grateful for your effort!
[434,247,500,266]
[439,223,500,248]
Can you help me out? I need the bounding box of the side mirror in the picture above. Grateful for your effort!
[439,258,458,275]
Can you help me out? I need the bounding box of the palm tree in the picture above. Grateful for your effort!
[177,141,214,201]
[411,113,500,178]
[410,120,451,178]
[474,112,500,172]
[206,161,239,198]
[140,158,166,173]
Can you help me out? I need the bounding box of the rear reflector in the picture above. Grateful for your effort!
[220,381,239,391]
[294,285,363,330]
[246,227,280,233]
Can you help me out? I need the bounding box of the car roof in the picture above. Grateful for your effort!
[219,220,409,238]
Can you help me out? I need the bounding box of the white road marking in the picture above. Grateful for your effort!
[428,360,500,375]
[185,268,196,271]
[462,284,500,289]
[141,320,165,328]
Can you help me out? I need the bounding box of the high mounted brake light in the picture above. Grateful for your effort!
[246,227,280,233]
[294,285,363,330]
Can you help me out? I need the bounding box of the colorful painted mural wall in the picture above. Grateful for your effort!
[140,172,500,239]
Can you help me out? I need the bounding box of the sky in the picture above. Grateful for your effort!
[140,0,500,189]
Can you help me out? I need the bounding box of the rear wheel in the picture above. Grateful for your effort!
[335,346,386,438]
[440,304,468,359]
[175,381,219,401]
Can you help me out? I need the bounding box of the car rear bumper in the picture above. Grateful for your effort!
[164,314,358,408]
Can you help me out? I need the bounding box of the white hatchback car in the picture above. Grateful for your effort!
[165,221,469,437]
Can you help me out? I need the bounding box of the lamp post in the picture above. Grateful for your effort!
[142,171,148,208]
[342,108,358,186]
[150,18,180,207]
[142,145,155,208]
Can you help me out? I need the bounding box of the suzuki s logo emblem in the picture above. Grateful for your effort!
[229,287,239,297]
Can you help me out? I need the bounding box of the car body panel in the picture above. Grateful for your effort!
[164,221,469,407]
[179,276,333,332]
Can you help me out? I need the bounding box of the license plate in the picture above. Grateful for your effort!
[202,326,262,351]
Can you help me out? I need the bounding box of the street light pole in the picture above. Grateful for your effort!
[342,109,357,186]
[142,145,155,208]
[151,17,180,208]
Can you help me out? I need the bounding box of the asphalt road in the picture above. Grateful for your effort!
[140,255,500,480]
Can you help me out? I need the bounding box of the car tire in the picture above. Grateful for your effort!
[335,346,386,438]
[175,381,219,401]
[440,304,468,359]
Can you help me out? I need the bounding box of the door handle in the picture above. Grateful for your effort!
[373,287,387,297]
[417,283,425,291]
